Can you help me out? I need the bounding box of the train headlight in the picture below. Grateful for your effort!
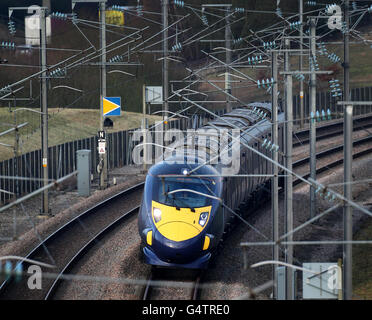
[153,207,162,223]
[199,212,209,227]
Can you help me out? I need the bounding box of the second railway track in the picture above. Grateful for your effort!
[293,113,372,147]
[44,206,140,300]
[293,135,372,185]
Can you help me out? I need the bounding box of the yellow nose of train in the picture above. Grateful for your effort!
[151,201,211,242]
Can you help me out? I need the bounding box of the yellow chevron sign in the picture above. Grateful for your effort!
[102,97,121,116]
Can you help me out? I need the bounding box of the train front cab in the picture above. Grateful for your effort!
[138,158,224,269]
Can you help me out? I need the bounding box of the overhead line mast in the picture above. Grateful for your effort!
[40,7,49,215]
[343,0,353,301]
[99,0,108,189]
[162,0,169,126]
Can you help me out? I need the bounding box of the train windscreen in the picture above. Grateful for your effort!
[154,177,217,209]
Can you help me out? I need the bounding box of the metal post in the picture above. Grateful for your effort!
[271,51,279,299]
[343,0,353,301]
[142,84,148,172]
[40,7,49,215]
[284,38,294,300]
[309,18,317,219]
[299,0,304,128]
[99,1,107,189]
[13,94,20,199]
[162,0,169,124]
[225,6,232,112]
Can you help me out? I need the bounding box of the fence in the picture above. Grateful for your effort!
[0,116,200,205]
[292,86,372,126]
[1,86,372,205]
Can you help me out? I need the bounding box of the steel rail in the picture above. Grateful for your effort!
[293,135,372,168]
[142,270,154,300]
[293,113,372,147]
[44,206,140,300]
[293,136,372,186]
[191,271,205,300]
[142,267,204,300]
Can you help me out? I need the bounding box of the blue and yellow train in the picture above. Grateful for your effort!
[138,103,284,269]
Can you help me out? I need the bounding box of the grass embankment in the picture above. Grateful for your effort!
[0,108,162,161]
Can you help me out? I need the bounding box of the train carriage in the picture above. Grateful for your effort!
[138,103,284,269]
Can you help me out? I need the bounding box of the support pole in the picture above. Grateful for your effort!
[13,98,19,238]
[225,6,232,112]
[142,84,148,172]
[284,38,294,300]
[343,0,353,301]
[162,0,169,125]
[40,7,49,214]
[299,0,304,128]
[99,1,107,189]
[271,51,279,299]
[309,18,317,219]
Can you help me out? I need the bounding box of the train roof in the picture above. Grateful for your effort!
[247,102,272,113]
[148,155,220,177]
[203,103,272,131]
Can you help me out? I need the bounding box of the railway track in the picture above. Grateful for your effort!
[293,113,372,147]
[293,135,372,185]
[0,183,144,300]
[44,206,140,300]
[142,267,204,300]
[0,116,371,300]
